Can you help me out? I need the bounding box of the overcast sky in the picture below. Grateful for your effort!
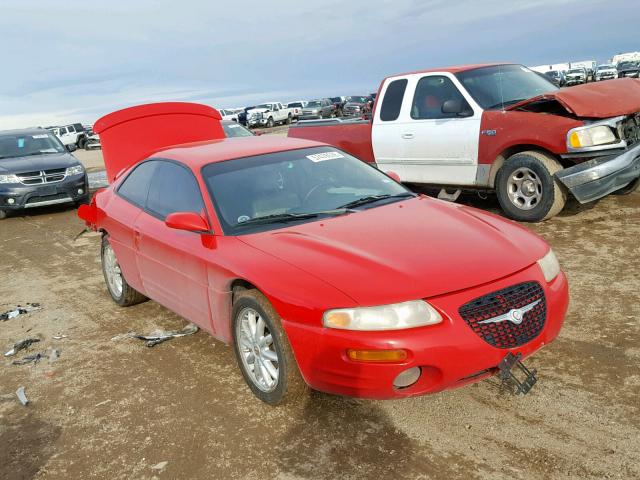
[1,0,637,129]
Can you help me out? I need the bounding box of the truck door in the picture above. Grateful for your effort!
[372,73,481,186]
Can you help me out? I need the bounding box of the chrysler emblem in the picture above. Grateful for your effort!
[478,299,541,325]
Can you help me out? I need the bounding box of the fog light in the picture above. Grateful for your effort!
[393,367,421,389]
[77,189,84,195]
[6,198,15,205]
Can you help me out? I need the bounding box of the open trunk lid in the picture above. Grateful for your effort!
[94,102,224,182]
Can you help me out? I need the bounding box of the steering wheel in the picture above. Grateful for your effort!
[302,182,334,205]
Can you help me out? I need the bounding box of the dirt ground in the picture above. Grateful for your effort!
[1,139,639,479]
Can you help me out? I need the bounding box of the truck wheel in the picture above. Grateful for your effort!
[496,151,566,222]
[101,235,147,307]
[0,210,7,220]
[285,114,292,125]
[232,289,309,406]
[612,178,640,195]
[78,137,87,149]
[266,117,274,128]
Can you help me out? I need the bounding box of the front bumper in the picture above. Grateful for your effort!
[556,142,640,203]
[282,265,569,399]
[0,174,88,211]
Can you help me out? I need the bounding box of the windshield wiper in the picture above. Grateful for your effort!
[337,192,415,210]
[237,208,354,227]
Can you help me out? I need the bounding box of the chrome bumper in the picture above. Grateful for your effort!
[556,142,640,203]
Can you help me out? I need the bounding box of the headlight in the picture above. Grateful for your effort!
[537,249,560,282]
[66,164,85,176]
[568,125,617,149]
[323,300,442,331]
[0,174,20,184]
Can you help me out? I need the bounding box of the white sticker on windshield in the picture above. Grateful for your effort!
[32,134,49,139]
[306,151,344,162]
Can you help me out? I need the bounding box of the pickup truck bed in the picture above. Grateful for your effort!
[288,118,374,163]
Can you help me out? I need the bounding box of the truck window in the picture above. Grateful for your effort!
[380,79,407,121]
[410,76,471,120]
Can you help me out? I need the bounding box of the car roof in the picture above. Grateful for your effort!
[0,127,50,137]
[384,63,506,81]
[154,135,326,169]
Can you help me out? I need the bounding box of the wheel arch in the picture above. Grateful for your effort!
[488,144,568,188]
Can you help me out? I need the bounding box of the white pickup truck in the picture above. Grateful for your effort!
[246,102,294,128]
[290,63,640,221]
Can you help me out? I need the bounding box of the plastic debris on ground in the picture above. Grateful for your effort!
[112,323,199,347]
[16,387,29,406]
[12,352,49,365]
[0,303,41,321]
[151,461,169,471]
[4,337,41,357]
[52,334,68,340]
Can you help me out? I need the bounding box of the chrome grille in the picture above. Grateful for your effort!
[17,169,66,185]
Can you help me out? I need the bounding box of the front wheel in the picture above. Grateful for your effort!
[101,235,147,306]
[266,117,274,128]
[0,210,7,220]
[285,114,292,125]
[496,151,566,222]
[232,289,308,405]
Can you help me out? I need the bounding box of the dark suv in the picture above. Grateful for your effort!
[0,128,89,219]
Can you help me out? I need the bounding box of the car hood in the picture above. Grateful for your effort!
[0,152,79,174]
[507,78,640,117]
[238,197,548,305]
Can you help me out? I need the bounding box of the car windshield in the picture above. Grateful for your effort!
[202,146,413,235]
[0,131,65,159]
[456,64,558,110]
[222,122,253,138]
[346,96,367,103]
[545,71,560,77]
[568,69,583,74]
[330,97,341,102]
[288,102,302,108]
[597,65,613,71]
[256,104,273,109]
[306,101,322,107]
[618,62,638,69]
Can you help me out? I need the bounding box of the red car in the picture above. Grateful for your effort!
[79,103,569,405]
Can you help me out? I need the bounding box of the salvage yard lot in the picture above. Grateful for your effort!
[1,138,639,479]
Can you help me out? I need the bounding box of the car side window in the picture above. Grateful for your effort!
[380,78,408,121]
[146,161,205,219]
[117,161,159,209]
[411,75,472,120]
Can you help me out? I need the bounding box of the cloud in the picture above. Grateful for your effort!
[0,0,635,129]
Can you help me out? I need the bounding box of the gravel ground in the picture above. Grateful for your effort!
[1,134,639,479]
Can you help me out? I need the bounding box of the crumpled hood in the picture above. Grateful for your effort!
[0,152,79,174]
[239,197,549,306]
[508,78,640,118]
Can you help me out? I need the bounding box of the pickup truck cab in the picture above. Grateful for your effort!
[289,63,640,221]
[246,102,293,128]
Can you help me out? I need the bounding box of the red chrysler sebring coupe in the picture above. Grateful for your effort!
[79,103,569,405]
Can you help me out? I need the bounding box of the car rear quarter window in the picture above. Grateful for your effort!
[380,79,407,121]
[117,161,159,209]
[146,161,205,219]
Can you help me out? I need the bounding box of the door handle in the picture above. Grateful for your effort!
[133,230,141,249]
[401,133,414,139]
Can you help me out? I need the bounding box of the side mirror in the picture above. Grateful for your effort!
[66,143,77,152]
[386,171,401,182]
[165,212,211,233]
[442,99,473,117]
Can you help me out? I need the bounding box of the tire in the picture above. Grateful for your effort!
[232,289,308,406]
[78,137,87,149]
[611,177,640,195]
[0,210,7,220]
[285,114,292,125]
[101,235,147,307]
[266,117,274,128]
[496,151,566,222]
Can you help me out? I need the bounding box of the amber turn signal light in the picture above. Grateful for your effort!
[347,349,408,363]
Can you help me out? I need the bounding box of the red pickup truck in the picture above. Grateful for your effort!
[289,63,640,221]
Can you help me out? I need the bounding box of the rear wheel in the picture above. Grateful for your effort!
[101,235,147,306]
[232,289,308,405]
[612,178,640,195]
[496,151,566,222]
[285,114,292,125]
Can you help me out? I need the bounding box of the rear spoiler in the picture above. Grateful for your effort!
[94,102,224,183]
